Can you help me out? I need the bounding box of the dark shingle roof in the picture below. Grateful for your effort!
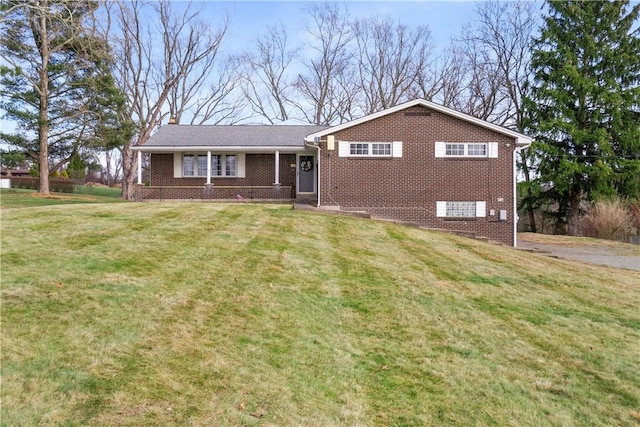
[141,125,329,148]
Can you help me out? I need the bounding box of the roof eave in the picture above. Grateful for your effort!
[133,145,308,153]
[304,99,532,144]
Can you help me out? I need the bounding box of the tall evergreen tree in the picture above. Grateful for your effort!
[526,0,640,235]
[0,1,126,194]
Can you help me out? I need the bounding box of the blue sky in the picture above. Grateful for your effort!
[203,1,479,56]
[0,1,480,137]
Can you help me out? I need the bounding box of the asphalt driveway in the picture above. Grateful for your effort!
[517,234,640,272]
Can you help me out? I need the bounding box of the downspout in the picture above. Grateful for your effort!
[513,139,532,247]
[304,139,321,207]
[513,146,518,247]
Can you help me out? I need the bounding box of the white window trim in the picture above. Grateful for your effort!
[435,142,498,158]
[338,141,403,158]
[436,201,486,218]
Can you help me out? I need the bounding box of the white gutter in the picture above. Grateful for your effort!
[132,145,309,153]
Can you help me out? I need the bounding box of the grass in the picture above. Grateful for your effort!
[1,201,639,426]
[0,186,124,209]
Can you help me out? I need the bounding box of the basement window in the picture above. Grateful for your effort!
[436,201,487,218]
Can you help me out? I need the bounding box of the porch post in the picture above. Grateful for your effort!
[274,150,280,185]
[206,151,212,185]
[137,151,142,185]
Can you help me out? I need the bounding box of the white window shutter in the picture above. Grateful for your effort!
[392,141,403,158]
[237,153,246,178]
[436,201,447,217]
[488,142,499,158]
[476,201,487,217]
[338,141,349,157]
[174,153,182,178]
[435,142,446,158]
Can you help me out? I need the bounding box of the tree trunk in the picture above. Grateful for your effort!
[520,150,537,233]
[120,140,135,200]
[37,7,50,195]
[567,192,581,236]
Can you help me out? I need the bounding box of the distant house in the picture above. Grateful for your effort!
[0,168,31,177]
[133,99,532,246]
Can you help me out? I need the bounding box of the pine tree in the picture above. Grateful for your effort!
[0,1,126,194]
[526,0,640,235]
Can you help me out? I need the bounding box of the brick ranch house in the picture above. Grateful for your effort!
[133,99,532,246]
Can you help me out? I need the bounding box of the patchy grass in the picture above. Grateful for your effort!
[0,187,124,209]
[2,203,639,426]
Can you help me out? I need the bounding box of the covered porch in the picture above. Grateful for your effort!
[133,149,318,202]
[132,123,327,202]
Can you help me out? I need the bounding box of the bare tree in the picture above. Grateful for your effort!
[236,24,298,123]
[293,3,357,125]
[162,7,244,125]
[109,0,232,199]
[465,0,539,231]
[184,58,247,125]
[352,17,435,114]
[447,0,537,127]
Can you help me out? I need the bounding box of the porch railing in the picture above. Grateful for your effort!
[135,185,295,201]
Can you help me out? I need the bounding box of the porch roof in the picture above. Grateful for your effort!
[135,124,329,151]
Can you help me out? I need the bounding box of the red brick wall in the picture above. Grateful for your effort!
[319,105,517,245]
[145,153,297,199]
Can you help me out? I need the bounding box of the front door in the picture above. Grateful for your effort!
[297,154,315,194]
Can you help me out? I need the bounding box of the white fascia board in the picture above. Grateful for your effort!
[515,136,533,148]
[133,145,309,153]
[304,99,533,146]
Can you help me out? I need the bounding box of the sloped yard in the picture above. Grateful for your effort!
[2,203,639,426]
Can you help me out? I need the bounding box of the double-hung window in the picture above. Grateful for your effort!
[183,155,195,176]
[178,153,241,178]
[197,155,208,177]
[349,142,391,157]
[183,154,209,177]
[210,154,236,177]
[446,144,465,156]
[435,142,497,158]
[211,155,221,176]
[372,143,391,156]
[340,141,402,158]
[225,155,236,176]
[467,144,487,156]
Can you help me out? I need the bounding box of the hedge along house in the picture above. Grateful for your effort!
[133,99,532,246]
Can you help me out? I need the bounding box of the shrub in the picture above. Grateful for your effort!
[629,202,640,236]
[581,197,635,241]
[8,177,75,193]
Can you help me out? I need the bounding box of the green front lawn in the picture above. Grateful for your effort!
[1,186,124,209]
[2,202,639,426]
